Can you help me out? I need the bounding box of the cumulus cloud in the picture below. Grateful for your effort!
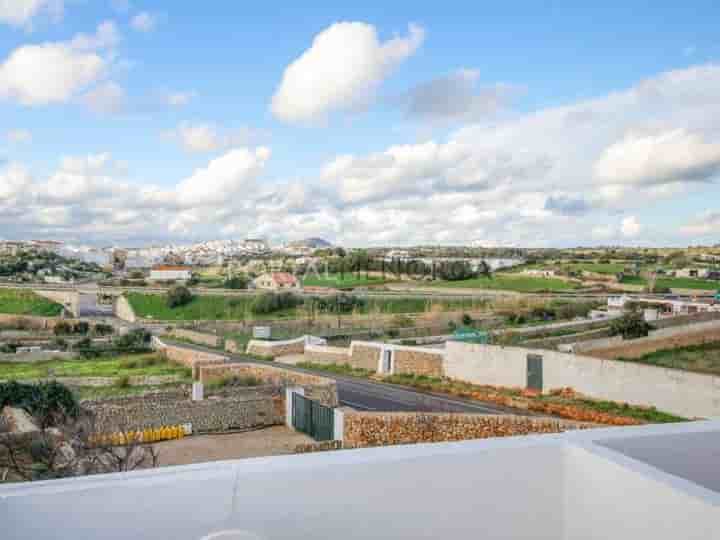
[594,129,720,186]
[131,12,156,32]
[163,123,269,153]
[0,0,63,28]
[4,129,32,144]
[8,63,720,247]
[395,69,521,123]
[0,21,119,106]
[271,22,424,124]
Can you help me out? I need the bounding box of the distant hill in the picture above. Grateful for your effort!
[287,237,333,249]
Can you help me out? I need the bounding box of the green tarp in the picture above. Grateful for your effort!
[451,326,490,344]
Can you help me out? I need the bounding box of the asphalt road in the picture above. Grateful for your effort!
[163,339,517,414]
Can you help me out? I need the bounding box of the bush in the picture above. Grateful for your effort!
[461,313,474,326]
[610,311,653,340]
[53,321,72,336]
[223,276,249,289]
[74,321,90,335]
[0,381,79,426]
[113,329,152,351]
[50,338,68,351]
[166,285,193,309]
[93,323,114,336]
[114,375,131,388]
[251,292,303,315]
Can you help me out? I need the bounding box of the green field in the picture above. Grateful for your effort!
[562,262,626,275]
[128,292,487,321]
[127,293,262,321]
[619,341,720,376]
[620,275,719,291]
[0,353,192,381]
[302,273,390,288]
[428,274,581,292]
[0,288,63,316]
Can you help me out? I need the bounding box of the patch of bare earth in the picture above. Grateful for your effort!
[154,426,314,467]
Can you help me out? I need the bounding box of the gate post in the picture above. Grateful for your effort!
[286,386,305,428]
[333,408,344,442]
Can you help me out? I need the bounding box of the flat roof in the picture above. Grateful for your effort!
[599,431,720,494]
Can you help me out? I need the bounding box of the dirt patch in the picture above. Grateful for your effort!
[589,331,720,360]
[154,426,314,467]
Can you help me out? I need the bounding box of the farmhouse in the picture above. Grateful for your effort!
[149,265,192,282]
[253,272,300,291]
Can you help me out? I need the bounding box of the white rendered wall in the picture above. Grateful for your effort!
[444,341,720,419]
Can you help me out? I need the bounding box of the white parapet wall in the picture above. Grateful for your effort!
[444,341,720,419]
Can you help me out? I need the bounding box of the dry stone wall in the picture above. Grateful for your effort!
[393,349,443,377]
[246,338,306,358]
[154,339,227,379]
[303,345,350,364]
[199,363,338,407]
[348,343,381,370]
[343,412,584,448]
[83,388,282,433]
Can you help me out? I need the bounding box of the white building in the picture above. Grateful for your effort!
[253,272,300,291]
[149,265,192,282]
[3,420,719,539]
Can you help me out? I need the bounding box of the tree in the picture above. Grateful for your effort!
[223,275,249,289]
[610,311,653,340]
[166,285,192,309]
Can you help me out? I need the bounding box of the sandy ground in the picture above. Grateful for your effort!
[154,426,314,467]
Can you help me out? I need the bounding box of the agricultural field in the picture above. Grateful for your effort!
[127,292,487,321]
[428,274,581,293]
[620,275,719,291]
[0,353,192,381]
[302,273,391,288]
[0,288,63,316]
[619,341,720,376]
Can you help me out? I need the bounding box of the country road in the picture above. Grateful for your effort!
[163,339,522,415]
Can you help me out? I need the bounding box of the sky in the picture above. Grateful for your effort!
[1,0,720,248]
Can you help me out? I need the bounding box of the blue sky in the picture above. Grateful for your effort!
[1,1,720,246]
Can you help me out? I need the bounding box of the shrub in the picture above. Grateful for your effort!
[114,375,131,388]
[0,381,79,426]
[610,311,653,340]
[74,321,90,335]
[223,276,250,289]
[251,292,303,315]
[113,329,152,351]
[166,285,193,309]
[93,323,114,336]
[462,313,474,326]
[53,321,73,336]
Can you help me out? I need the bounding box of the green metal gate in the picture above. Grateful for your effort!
[526,354,543,391]
[292,393,335,441]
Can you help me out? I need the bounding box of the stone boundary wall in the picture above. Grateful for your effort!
[171,329,220,348]
[570,319,720,357]
[113,295,137,323]
[246,337,307,358]
[392,349,443,377]
[153,338,227,379]
[0,351,75,363]
[1,375,186,387]
[444,341,720,419]
[342,412,586,448]
[200,363,338,407]
[0,314,62,331]
[303,344,350,364]
[83,388,282,434]
[346,342,381,370]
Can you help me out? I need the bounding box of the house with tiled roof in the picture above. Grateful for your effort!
[253,271,300,291]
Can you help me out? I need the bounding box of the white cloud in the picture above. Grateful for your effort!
[163,122,268,153]
[165,91,195,107]
[5,129,32,144]
[396,69,521,123]
[131,12,156,32]
[0,21,119,106]
[680,211,720,236]
[0,0,63,28]
[0,163,33,200]
[81,81,125,114]
[594,129,720,186]
[271,22,424,124]
[621,216,642,238]
[175,147,271,206]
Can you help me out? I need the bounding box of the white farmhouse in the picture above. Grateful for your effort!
[149,265,192,282]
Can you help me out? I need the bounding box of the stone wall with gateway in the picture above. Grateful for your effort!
[83,387,282,434]
[341,411,585,448]
[199,363,338,407]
